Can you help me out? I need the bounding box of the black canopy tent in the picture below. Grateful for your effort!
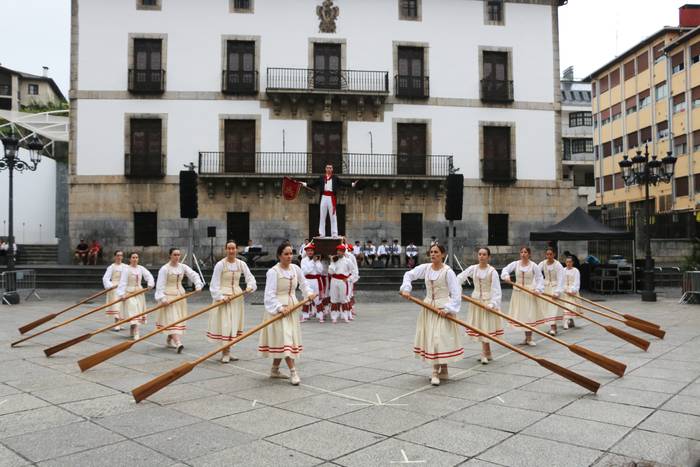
[530,207,634,241]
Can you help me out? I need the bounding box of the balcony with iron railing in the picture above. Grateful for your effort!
[480,79,513,103]
[481,158,516,184]
[198,151,453,179]
[128,69,166,94]
[266,68,389,94]
[125,153,166,178]
[222,70,258,95]
[395,75,429,98]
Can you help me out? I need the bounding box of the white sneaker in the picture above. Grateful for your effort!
[221,354,230,364]
[132,331,139,340]
[270,366,289,379]
[112,326,121,332]
[526,340,537,347]
[562,321,569,330]
[481,356,489,364]
[290,369,300,386]
[548,329,557,336]
[430,374,441,386]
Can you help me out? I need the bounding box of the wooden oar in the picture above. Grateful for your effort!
[78,290,246,372]
[18,287,116,334]
[461,294,626,376]
[575,294,662,330]
[11,288,147,348]
[509,282,650,352]
[402,294,600,394]
[44,290,199,357]
[132,297,312,403]
[543,293,666,339]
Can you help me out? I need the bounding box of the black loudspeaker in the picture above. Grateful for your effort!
[445,174,464,221]
[207,226,216,238]
[179,170,199,219]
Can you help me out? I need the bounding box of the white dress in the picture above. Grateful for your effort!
[154,263,203,335]
[116,265,154,324]
[457,265,504,342]
[401,263,464,364]
[501,261,545,328]
[102,263,127,318]
[301,256,324,311]
[258,264,312,359]
[207,258,256,342]
[563,267,582,318]
[538,260,565,324]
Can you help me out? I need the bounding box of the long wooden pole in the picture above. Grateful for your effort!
[542,292,665,339]
[78,290,247,372]
[131,297,311,403]
[574,294,662,330]
[44,290,199,357]
[509,282,650,351]
[402,294,600,393]
[461,294,626,377]
[18,287,116,334]
[10,288,147,348]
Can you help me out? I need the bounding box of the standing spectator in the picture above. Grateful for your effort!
[364,240,377,266]
[405,242,418,269]
[389,239,402,267]
[0,240,7,265]
[74,239,89,265]
[87,239,102,265]
[298,238,310,260]
[353,240,364,266]
[563,250,581,269]
[377,239,389,267]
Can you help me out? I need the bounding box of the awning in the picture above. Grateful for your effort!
[530,207,634,241]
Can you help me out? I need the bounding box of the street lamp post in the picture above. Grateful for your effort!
[0,131,43,304]
[619,144,677,302]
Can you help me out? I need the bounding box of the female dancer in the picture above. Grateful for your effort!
[538,247,565,336]
[400,244,463,386]
[208,241,256,363]
[116,252,154,340]
[259,242,315,385]
[501,246,544,346]
[562,256,581,329]
[457,247,503,364]
[154,248,203,353]
[102,250,127,331]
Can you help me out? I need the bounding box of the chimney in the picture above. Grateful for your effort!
[679,4,700,27]
[42,66,48,77]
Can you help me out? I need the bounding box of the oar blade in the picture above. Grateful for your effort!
[624,320,666,339]
[132,362,194,403]
[78,341,134,372]
[623,314,661,329]
[569,344,627,377]
[44,334,92,357]
[605,325,650,351]
[536,357,600,393]
[18,314,57,335]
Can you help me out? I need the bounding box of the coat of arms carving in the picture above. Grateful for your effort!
[316,0,339,33]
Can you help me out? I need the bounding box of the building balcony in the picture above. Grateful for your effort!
[481,158,516,184]
[480,79,513,103]
[198,151,453,179]
[395,75,429,98]
[124,153,165,178]
[128,69,166,94]
[562,151,595,164]
[222,70,258,95]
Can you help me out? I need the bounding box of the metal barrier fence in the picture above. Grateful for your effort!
[680,270,700,304]
[1,270,41,305]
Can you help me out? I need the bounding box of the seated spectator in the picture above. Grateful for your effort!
[389,239,402,267]
[364,240,376,266]
[377,239,389,267]
[405,241,418,269]
[353,240,364,266]
[87,240,102,265]
[74,239,89,265]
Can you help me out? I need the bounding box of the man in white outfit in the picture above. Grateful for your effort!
[302,164,357,237]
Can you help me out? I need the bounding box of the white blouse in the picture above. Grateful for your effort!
[538,260,565,295]
[400,263,462,314]
[345,251,360,283]
[457,264,502,310]
[263,263,313,315]
[102,263,127,289]
[209,258,257,301]
[328,256,353,276]
[563,267,581,294]
[154,263,203,301]
[116,265,155,297]
[500,260,544,292]
[300,257,323,276]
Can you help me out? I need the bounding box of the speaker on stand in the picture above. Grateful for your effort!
[445,174,464,267]
[207,226,216,267]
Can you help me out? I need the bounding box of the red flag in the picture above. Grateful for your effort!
[282,177,301,201]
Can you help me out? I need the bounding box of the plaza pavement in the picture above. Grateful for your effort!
[0,287,698,467]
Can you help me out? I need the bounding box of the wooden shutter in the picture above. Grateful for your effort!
[671,52,684,68]
[637,51,649,72]
[676,176,689,197]
[611,103,621,117]
[627,132,638,148]
[610,68,620,87]
[640,126,652,142]
[673,93,686,105]
[624,60,636,80]
[653,42,665,61]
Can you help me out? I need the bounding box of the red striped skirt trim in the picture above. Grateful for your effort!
[413,347,464,360]
[258,345,303,354]
[206,331,243,341]
[541,316,563,323]
[466,329,505,337]
[510,319,548,328]
[106,310,120,315]
[156,324,186,330]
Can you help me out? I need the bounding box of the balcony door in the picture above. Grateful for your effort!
[482,51,509,100]
[397,123,427,175]
[129,118,163,177]
[311,121,342,173]
[224,120,255,173]
[482,126,514,182]
[313,43,341,90]
[397,47,425,97]
[226,41,256,93]
[133,39,163,92]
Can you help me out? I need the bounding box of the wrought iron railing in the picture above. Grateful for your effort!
[480,79,513,102]
[198,151,453,177]
[128,69,166,94]
[125,153,166,178]
[395,75,429,98]
[266,68,389,93]
[480,158,516,183]
[222,70,258,94]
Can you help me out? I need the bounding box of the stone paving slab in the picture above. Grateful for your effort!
[397,418,511,457]
[610,429,700,466]
[36,440,174,467]
[478,433,603,467]
[334,437,467,466]
[188,439,321,467]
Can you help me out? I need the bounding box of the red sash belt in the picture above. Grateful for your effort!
[305,274,325,295]
[322,190,337,214]
[331,274,350,295]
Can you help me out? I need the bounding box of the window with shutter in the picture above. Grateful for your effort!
[673,93,686,113]
[637,51,649,73]
[691,42,700,64]
[640,126,652,143]
[639,89,651,108]
[674,134,688,155]
[671,52,685,73]
[676,176,689,197]
[653,42,665,63]
[624,60,636,80]
[625,96,637,115]
[627,131,638,149]
[657,120,669,139]
[610,68,620,87]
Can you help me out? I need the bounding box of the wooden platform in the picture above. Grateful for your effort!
[311,237,343,257]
